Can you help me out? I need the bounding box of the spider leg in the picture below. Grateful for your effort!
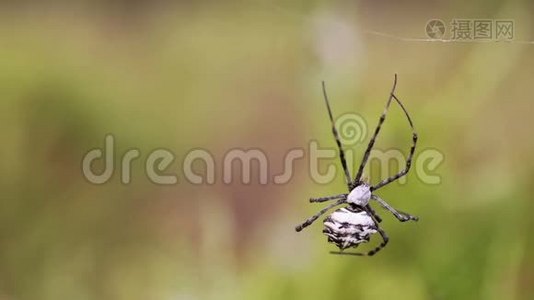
[372,94,418,191]
[364,207,389,256]
[330,251,365,256]
[295,199,344,232]
[371,194,418,222]
[310,193,347,203]
[366,204,382,223]
[353,74,398,186]
[322,81,352,189]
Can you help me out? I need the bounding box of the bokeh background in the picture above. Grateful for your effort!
[1,1,533,299]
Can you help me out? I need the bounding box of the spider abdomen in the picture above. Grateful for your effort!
[323,207,378,250]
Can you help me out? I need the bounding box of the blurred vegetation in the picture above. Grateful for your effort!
[1,0,533,299]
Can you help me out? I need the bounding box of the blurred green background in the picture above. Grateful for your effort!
[1,1,533,299]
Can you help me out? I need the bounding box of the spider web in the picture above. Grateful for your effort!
[254,1,534,45]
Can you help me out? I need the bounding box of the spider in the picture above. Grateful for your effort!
[295,74,419,256]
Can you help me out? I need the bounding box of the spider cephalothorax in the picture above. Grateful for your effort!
[346,182,371,206]
[295,74,419,256]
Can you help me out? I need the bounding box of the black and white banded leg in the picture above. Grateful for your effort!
[367,224,389,256]
[322,81,352,189]
[371,195,418,222]
[295,199,345,232]
[309,194,347,203]
[353,74,398,187]
[372,93,418,191]
[366,205,382,223]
